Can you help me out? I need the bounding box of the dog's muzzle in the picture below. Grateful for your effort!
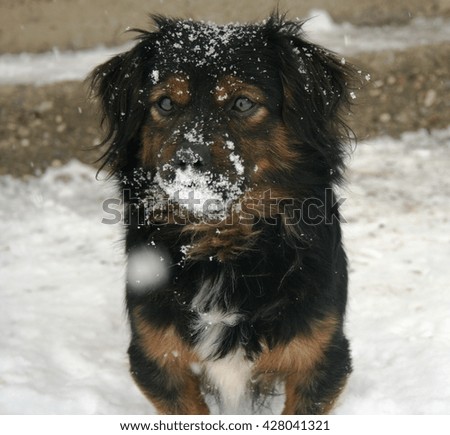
[175,142,211,171]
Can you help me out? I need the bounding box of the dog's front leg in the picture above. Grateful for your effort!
[128,341,209,414]
[128,311,209,414]
[282,372,342,415]
[281,334,351,415]
[255,314,351,415]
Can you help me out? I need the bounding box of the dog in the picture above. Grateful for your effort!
[90,13,354,414]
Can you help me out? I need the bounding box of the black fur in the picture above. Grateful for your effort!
[90,13,355,414]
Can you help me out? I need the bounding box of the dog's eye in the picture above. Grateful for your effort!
[157,97,174,114]
[232,97,255,113]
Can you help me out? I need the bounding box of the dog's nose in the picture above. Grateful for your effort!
[175,142,211,171]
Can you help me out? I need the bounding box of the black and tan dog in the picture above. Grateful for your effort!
[90,14,354,414]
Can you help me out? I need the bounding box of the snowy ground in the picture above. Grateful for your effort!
[1,127,449,414]
[337,128,450,414]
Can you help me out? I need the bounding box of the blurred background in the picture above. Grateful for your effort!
[0,0,449,176]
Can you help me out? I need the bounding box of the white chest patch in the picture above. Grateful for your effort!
[204,348,254,414]
[191,306,253,413]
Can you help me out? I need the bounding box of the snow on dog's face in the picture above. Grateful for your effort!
[91,16,353,224]
[138,20,292,221]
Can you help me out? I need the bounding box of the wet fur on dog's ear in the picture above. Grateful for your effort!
[265,15,355,183]
[89,15,188,175]
[88,33,158,175]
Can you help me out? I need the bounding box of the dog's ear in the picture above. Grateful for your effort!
[267,16,355,181]
[89,32,158,175]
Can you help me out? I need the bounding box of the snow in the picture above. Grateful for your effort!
[302,10,450,55]
[0,44,133,86]
[154,165,244,220]
[1,12,450,85]
[1,128,449,414]
[229,152,244,175]
[336,128,450,414]
[150,69,160,85]
[0,161,143,414]
[126,246,170,294]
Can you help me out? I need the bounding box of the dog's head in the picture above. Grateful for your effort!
[90,14,354,225]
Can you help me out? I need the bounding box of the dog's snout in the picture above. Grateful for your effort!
[175,142,211,170]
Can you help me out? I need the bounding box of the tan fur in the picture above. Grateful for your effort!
[182,218,260,262]
[256,314,338,374]
[269,124,300,168]
[254,314,340,414]
[282,373,348,415]
[214,75,267,105]
[133,309,209,414]
[134,309,198,366]
[140,127,177,168]
[248,106,269,125]
[149,74,191,107]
